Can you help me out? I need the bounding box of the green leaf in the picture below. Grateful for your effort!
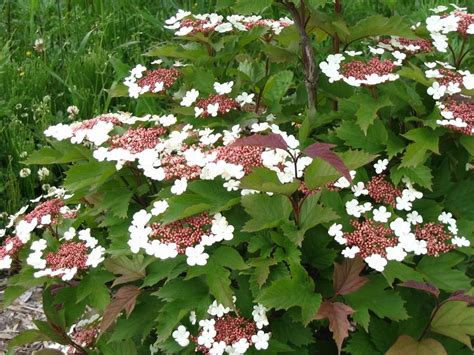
[344,331,380,355]
[104,255,151,287]
[401,128,441,168]
[345,15,415,43]
[8,329,50,351]
[160,180,240,223]
[460,135,474,156]
[352,94,391,134]
[241,194,292,232]
[240,167,300,196]
[107,82,129,98]
[398,63,432,87]
[386,335,447,355]
[382,261,424,286]
[232,0,273,14]
[145,44,208,60]
[344,275,408,324]
[431,300,474,349]
[142,259,186,287]
[416,253,470,292]
[212,246,248,270]
[390,165,433,190]
[304,149,377,189]
[24,142,90,165]
[262,70,293,104]
[336,120,388,154]
[63,159,116,194]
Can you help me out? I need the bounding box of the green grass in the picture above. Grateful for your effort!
[0,0,472,215]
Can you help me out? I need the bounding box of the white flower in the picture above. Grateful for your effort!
[213,81,234,95]
[207,103,220,117]
[372,206,391,223]
[180,89,200,107]
[230,338,250,354]
[365,254,387,271]
[86,246,105,267]
[207,300,230,318]
[390,218,411,237]
[346,199,362,218]
[251,330,270,350]
[386,245,407,262]
[151,200,169,216]
[427,82,446,99]
[132,209,152,227]
[341,246,360,258]
[236,92,255,106]
[451,236,470,248]
[345,51,362,56]
[20,168,31,178]
[186,245,209,266]
[215,22,233,33]
[438,211,455,225]
[0,255,12,269]
[252,304,269,329]
[395,196,412,211]
[374,159,389,174]
[430,5,448,13]
[171,178,187,195]
[189,311,197,325]
[175,26,193,36]
[351,182,368,197]
[172,325,190,347]
[63,227,76,240]
[210,341,226,355]
[328,223,343,237]
[37,167,50,181]
[406,211,423,225]
[333,171,356,189]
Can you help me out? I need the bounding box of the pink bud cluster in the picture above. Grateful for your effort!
[0,236,24,269]
[415,222,455,256]
[137,68,181,92]
[150,212,213,253]
[70,326,99,350]
[108,127,167,154]
[366,175,402,207]
[452,11,474,36]
[24,198,65,223]
[195,94,240,117]
[215,146,264,174]
[436,98,474,135]
[45,241,88,273]
[342,57,396,81]
[161,153,202,180]
[379,37,433,54]
[328,159,471,271]
[72,114,122,133]
[173,299,270,353]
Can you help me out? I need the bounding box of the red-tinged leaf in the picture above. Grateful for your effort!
[303,143,351,182]
[386,335,447,355]
[399,280,440,298]
[230,133,288,151]
[314,301,354,354]
[333,257,369,296]
[446,290,474,304]
[100,285,141,333]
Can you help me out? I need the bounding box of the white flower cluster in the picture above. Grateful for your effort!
[328,159,470,272]
[165,9,293,36]
[319,51,402,87]
[426,5,473,52]
[128,202,234,266]
[173,299,270,354]
[425,61,474,99]
[27,228,105,281]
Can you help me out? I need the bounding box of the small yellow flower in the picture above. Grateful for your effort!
[26,51,32,56]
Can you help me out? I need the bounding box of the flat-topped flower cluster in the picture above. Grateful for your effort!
[164,9,292,37]
[328,158,470,271]
[172,298,270,354]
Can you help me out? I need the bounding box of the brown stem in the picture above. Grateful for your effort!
[255,57,270,114]
[419,299,446,341]
[281,0,318,113]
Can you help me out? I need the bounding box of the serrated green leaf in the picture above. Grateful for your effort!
[351,94,391,134]
[390,165,433,190]
[232,0,273,14]
[382,261,424,286]
[241,194,292,232]
[262,70,293,104]
[431,300,474,350]
[401,128,441,168]
[212,246,248,270]
[239,167,300,196]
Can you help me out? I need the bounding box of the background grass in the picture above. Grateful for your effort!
[0,0,472,215]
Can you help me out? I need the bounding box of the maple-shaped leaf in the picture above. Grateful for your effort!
[399,280,440,298]
[446,290,474,304]
[230,133,288,151]
[100,285,141,333]
[303,142,351,182]
[333,257,368,296]
[104,255,150,287]
[386,335,447,355]
[315,301,354,354]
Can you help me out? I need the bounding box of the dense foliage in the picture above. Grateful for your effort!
[1,1,474,354]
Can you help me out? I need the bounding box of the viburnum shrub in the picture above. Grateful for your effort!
[2,2,474,354]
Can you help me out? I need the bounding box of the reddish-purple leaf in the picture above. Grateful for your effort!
[333,257,369,296]
[303,143,351,182]
[446,290,474,304]
[230,133,288,151]
[399,280,440,298]
[100,285,141,333]
[315,301,354,354]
